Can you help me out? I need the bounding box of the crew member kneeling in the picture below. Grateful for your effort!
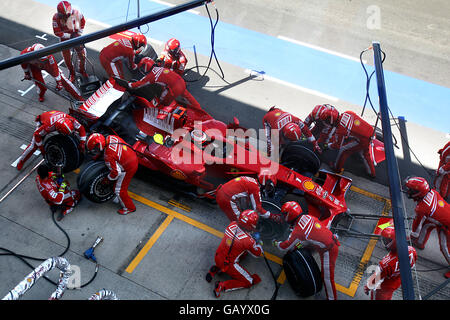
[86,133,138,215]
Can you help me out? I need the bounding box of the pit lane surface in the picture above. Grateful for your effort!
[0,0,449,301]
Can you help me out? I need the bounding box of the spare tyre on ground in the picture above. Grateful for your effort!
[283,248,323,298]
[77,160,115,203]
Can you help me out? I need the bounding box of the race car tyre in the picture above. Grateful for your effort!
[281,140,321,176]
[44,134,84,173]
[283,248,323,298]
[77,160,115,203]
[259,200,290,242]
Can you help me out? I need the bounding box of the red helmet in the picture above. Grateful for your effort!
[381,226,397,251]
[320,106,339,125]
[32,43,47,62]
[131,33,147,54]
[57,1,72,18]
[404,176,430,200]
[86,133,106,154]
[165,38,181,57]
[281,123,302,141]
[237,210,259,232]
[138,57,155,74]
[258,169,277,187]
[55,118,74,135]
[281,201,303,224]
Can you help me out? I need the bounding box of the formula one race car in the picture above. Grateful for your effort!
[42,76,353,298]
[46,77,353,229]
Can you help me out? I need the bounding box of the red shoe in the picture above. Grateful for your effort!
[38,94,45,102]
[118,208,136,215]
[445,271,450,279]
[214,281,223,298]
[252,274,261,285]
[16,160,24,171]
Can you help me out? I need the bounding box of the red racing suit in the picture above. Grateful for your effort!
[410,189,450,266]
[273,214,340,300]
[104,135,139,212]
[158,48,188,76]
[36,172,81,215]
[366,247,417,300]
[215,176,271,222]
[434,141,450,200]
[52,8,87,77]
[17,110,86,170]
[20,44,84,102]
[214,221,263,292]
[304,104,338,144]
[129,65,200,109]
[263,107,319,157]
[99,39,138,79]
[328,111,376,177]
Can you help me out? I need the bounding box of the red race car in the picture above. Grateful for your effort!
[45,77,352,234]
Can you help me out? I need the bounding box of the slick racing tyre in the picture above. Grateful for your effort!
[283,248,323,298]
[44,134,84,173]
[258,200,290,243]
[77,160,115,203]
[281,140,321,177]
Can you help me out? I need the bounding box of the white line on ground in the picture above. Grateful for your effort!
[277,35,367,64]
[11,145,41,167]
[35,34,48,41]
[245,69,339,102]
[149,0,200,15]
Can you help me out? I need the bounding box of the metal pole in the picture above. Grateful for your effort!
[0,0,211,71]
[372,41,415,300]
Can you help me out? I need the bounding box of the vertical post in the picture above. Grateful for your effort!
[372,42,415,300]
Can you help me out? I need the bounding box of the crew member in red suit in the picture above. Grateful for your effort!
[99,33,147,79]
[156,38,188,76]
[20,43,85,102]
[128,57,201,110]
[263,106,321,158]
[272,201,340,300]
[86,133,139,215]
[36,163,81,220]
[215,175,283,224]
[434,141,450,200]
[17,110,86,171]
[52,1,88,82]
[364,225,417,300]
[304,104,340,145]
[328,110,376,178]
[206,209,263,298]
[404,177,450,278]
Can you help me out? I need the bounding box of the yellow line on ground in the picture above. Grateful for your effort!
[350,185,390,203]
[125,215,174,273]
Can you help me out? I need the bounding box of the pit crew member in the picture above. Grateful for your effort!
[327,110,377,178]
[99,33,147,79]
[156,38,188,76]
[206,209,263,298]
[263,106,321,158]
[52,1,88,82]
[128,57,201,110]
[20,43,85,102]
[86,133,139,215]
[215,175,283,224]
[364,225,417,300]
[17,110,86,171]
[434,141,450,200]
[272,201,340,300]
[304,104,340,145]
[404,177,450,278]
[36,163,81,220]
